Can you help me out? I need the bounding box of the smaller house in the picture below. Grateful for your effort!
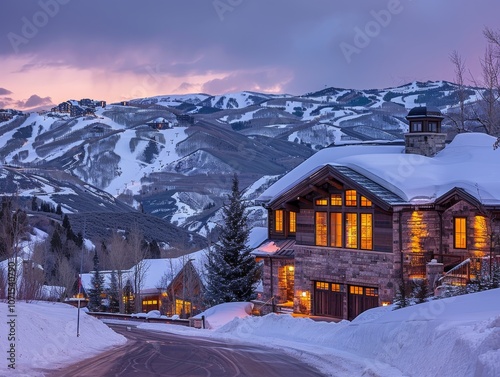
[80,251,206,317]
[147,117,172,130]
[0,110,14,122]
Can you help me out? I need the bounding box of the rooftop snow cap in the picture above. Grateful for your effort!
[406,106,444,119]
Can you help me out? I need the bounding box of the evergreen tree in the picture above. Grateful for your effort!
[204,174,260,306]
[31,196,38,211]
[149,240,161,259]
[394,278,410,309]
[107,270,120,313]
[56,203,62,215]
[413,278,430,304]
[88,250,105,312]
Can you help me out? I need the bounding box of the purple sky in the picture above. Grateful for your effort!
[1,0,499,110]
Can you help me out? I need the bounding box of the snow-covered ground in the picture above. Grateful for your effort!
[1,289,498,376]
[0,301,126,376]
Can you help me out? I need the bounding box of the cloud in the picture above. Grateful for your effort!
[0,87,12,95]
[15,94,52,109]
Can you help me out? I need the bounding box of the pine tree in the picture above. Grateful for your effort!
[413,278,429,304]
[204,174,260,306]
[88,250,105,312]
[107,270,120,313]
[394,278,410,309]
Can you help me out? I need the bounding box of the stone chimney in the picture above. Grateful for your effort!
[405,106,446,157]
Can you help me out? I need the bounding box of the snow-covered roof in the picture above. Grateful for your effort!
[259,133,500,206]
[81,249,207,291]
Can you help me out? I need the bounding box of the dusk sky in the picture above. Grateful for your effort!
[1,0,499,110]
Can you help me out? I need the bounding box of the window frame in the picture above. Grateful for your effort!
[454,217,467,249]
[275,209,284,233]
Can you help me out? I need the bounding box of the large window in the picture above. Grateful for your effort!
[345,190,357,206]
[330,212,342,247]
[289,211,297,233]
[345,213,358,248]
[360,213,373,250]
[315,212,328,246]
[275,210,284,232]
[454,217,467,249]
[411,122,422,132]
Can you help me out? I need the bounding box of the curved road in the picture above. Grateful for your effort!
[44,323,326,377]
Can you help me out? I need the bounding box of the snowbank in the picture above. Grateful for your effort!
[193,302,254,329]
[0,301,126,376]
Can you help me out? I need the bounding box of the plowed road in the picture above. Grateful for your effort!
[44,323,326,376]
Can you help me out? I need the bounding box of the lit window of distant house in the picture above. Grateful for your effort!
[345,190,357,207]
[345,213,358,248]
[454,217,467,249]
[315,212,328,246]
[330,212,342,247]
[275,210,284,232]
[360,213,373,250]
[289,211,297,233]
[330,194,342,206]
[315,198,328,206]
[360,196,372,207]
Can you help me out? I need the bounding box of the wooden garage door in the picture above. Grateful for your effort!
[347,285,379,320]
[314,281,343,318]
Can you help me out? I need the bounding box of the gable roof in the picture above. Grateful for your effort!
[259,133,500,207]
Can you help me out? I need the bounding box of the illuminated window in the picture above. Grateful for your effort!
[365,288,378,297]
[315,212,328,246]
[349,286,363,295]
[275,210,283,232]
[289,211,297,233]
[360,213,373,250]
[360,196,372,207]
[454,217,467,249]
[345,213,358,248]
[330,194,342,206]
[316,281,328,290]
[331,283,341,292]
[330,212,342,247]
[315,198,328,206]
[345,190,357,206]
[175,299,191,315]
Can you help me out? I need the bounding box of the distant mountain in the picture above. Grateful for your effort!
[0,80,487,240]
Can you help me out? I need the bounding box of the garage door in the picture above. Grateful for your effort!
[313,281,343,318]
[347,285,379,320]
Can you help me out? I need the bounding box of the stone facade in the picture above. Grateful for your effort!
[405,133,447,157]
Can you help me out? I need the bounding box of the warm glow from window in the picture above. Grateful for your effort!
[382,301,390,306]
[345,190,357,206]
[275,210,284,232]
[345,213,358,248]
[289,211,297,233]
[315,198,328,206]
[360,213,373,250]
[349,286,363,295]
[288,266,295,271]
[142,299,158,306]
[301,291,307,297]
[175,299,191,315]
[365,288,378,297]
[331,283,341,292]
[330,212,342,247]
[454,217,467,249]
[330,194,342,206]
[316,281,328,290]
[360,196,372,207]
[315,212,328,246]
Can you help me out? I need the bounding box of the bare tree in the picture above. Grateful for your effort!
[127,225,149,313]
[449,50,469,133]
[108,231,132,313]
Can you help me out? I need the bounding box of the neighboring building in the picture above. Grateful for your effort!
[254,107,500,320]
[51,99,104,117]
[0,110,14,122]
[81,252,206,317]
[147,117,172,130]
